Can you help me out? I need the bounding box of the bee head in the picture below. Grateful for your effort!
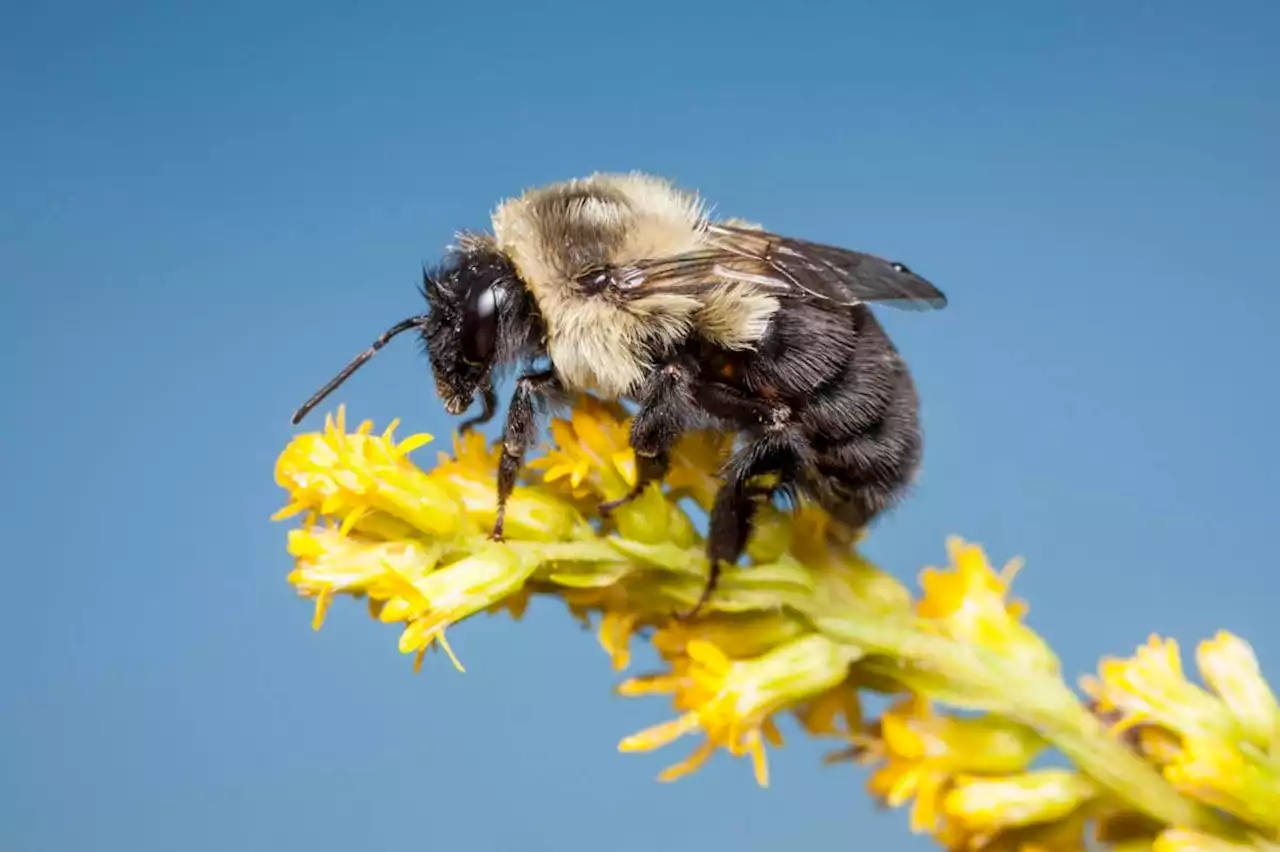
[289,244,539,428]
[420,248,524,415]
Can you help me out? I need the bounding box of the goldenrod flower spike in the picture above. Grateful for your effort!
[273,396,1276,850]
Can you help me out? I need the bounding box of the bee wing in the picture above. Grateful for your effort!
[607,223,947,310]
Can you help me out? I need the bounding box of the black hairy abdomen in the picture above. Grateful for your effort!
[692,301,922,528]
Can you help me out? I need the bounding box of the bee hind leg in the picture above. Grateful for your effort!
[492,369,562,540]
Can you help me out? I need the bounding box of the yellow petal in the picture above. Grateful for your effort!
[746,729,770,787]
[619,714,701,753]
[943,770,1096,833]
[1093,634,1243,743]
[657,740,716,782]
[1154,830,1260,852]
[312,590,333,631]
[617,673,688,697]
[394,433,434,457]
[1196,631,1280,749]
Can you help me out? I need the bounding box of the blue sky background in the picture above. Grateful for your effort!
[2,2,1278,850]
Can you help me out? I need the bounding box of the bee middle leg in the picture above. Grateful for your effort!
[683,421,813,619]
[598,364,791,517]
[492,368,562,540]
[599,361,699,517]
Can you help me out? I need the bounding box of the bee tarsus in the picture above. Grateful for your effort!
[493,368,561,536]
[457,386,498,436]
[598,447,670,517]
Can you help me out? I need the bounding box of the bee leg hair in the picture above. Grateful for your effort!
[599,360,699,517]
[680,423,813,620]
[492,368,562,540]
[458,386,498,436]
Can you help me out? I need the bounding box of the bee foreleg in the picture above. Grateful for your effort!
[492,368,561,540]
[599,361,698,517]
[682,426,813,619]
[458,386,499,436]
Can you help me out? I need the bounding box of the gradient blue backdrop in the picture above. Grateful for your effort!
[3,2,1278,850]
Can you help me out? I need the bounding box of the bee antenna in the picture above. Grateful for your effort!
[290,315,429,426]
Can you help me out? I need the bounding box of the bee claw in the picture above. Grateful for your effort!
[671,602,703,623]
[599,486,644,518]
[673,579,716,622]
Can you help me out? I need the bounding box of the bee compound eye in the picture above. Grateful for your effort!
[460,282,501,366]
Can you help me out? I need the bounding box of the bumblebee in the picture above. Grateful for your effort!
[293,172,947,615]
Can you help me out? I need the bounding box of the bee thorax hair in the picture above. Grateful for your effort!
[490,172,709,287]
[484,172,783,396]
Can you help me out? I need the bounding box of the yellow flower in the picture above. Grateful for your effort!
[429,429,586,542]
[650,610,811,662]
[386,543,538,673]
[274,406,460,539]
[286,525,446,630]
[662,428,735,511]
[1153,830,1267,852]
[526,399,703,549]
[745,502,854,564]
[747,503,913,616]
[1196,631,1280,751]
[853,696,1047,834]
[793,681,864,740]
[484,584,534,621]
[605,533,817,616]
[596,609,641,671]
[557,584,647,671]
[1079,631,1280,835]
[1135,725,1189,767]
[617,635,861,786]
[606,480,700,549]
[917,537,1058,675]
[1164,735,1280,832]
[937,809,1091,852]
[942,770,1096,836]
[647,614,866,742]
[287,522,538,673]
[1081,635,1244,743]
[526,395,635,502]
